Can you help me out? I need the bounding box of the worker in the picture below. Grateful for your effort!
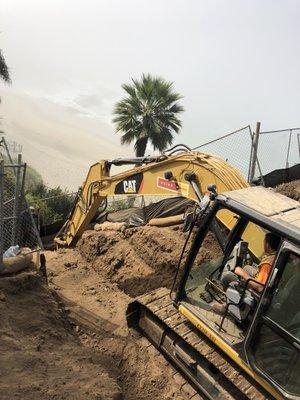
[213,233,281,315]
[20,206,38,248]
[222,232,281,292]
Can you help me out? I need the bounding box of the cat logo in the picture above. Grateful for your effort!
[123,180,137,194]
[114,173,143,195]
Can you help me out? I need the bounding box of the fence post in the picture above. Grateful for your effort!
[0,159,4,268]
[248,122,261,183]
[285,129,292,168]
[11,154,22,246]
[1,137,17,175]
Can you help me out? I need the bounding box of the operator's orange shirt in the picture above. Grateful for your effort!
[255,254,275,285]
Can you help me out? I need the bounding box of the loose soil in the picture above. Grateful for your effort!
[0,226,199,400]
[274,179,300,201]
[46,225,197,399]
[0,270,121,400]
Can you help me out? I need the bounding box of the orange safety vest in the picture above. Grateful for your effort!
[255,253,276,285]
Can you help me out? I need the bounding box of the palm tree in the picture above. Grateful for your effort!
[0,49,11,84]
[113,74,184,157]
[0,49,11,106]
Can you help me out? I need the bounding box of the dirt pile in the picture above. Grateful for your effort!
[76,225,188,297]
[0,270,122,400]
[45,231,200,400]
[274,179,300,201]
[0,258,192,400]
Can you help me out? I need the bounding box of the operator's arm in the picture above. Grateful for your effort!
[234,266,265,292]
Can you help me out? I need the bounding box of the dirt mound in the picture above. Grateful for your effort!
[274,179,300,201]
[77,225,188,297]
[45,240,198,400]
[0,271,122,400]
[128,225,186,271]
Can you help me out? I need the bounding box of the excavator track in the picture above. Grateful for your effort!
[127,288,273,400]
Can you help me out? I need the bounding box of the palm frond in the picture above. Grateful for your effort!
[120,130,138,145]
[113,73,184,156]
[122,83,137,98]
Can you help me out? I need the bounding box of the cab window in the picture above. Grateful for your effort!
[252,253,300,395]
[185,208,236,305]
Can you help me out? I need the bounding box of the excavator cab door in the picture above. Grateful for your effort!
[245,242,300,399]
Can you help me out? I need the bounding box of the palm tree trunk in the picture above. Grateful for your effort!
[134,137,148,157]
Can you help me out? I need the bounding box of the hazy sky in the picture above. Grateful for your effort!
[0,0,300,154]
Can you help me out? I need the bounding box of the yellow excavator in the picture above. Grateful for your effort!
[55,145,300,400]
[55,145,262,255]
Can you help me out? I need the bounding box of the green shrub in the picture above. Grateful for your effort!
[26,182,74,225]
[107,197,136,212]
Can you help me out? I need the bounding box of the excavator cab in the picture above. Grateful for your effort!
[127,186,300,400]
[175,187,300,399]
[183,209,266,327]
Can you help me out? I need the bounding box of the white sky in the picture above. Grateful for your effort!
[0,0,299,178]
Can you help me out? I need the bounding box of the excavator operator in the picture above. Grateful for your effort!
[233,233,281,291]
[223,233,281,291]
[213,233,281,315]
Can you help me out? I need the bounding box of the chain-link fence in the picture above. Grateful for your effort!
[256,128,300,176]
[105,194,183,214]
[193,124,300,185]
[193,125,254,180]
[0,141,42,268]
[29,192,76,238]
[106,195,145,212]
[0,135,22,157]
[6,140,22,155]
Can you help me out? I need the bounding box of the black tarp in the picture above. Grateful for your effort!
[40,220,65,237]
[106,207,145,226]
[39,197,196,237]
[99,196,195,227]
[254,163,300,187]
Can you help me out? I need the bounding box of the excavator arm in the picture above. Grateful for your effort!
[55,149,250,247]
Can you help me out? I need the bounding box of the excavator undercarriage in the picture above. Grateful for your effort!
[127,287,270,400]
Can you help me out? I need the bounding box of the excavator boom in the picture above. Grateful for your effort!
[55,150,249,246]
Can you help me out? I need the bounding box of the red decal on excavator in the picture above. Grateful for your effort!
[157,177,178,192]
